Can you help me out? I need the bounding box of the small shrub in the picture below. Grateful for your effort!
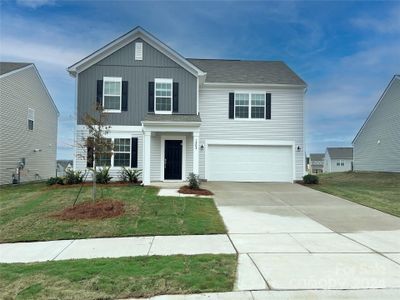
[47,177,64,186]
[96,166,112,184]
[303,174,319,184]
[120,167,142,183]
[187,172,201,189]
[65,169,84,185]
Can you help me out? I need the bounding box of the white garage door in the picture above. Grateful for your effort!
[207,144,293,182]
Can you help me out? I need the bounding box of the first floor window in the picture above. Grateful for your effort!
[114,138,131,167]
[235,93,265,119]
[155,78,172,113]
[103,77,122,111]
[27,108,34,130]
[95,138,112,167]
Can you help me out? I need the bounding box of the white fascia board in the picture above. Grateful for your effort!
[352,75,400,144]
[67,27,206,78]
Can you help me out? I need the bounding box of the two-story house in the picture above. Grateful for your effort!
[68,27,306,185]
[309,153,324,174]
[0,62,59,185]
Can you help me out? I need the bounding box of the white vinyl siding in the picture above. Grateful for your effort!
[75,126,143,180]
[353,77,400,172]
[199,86,305,180]
[0,66,58,184]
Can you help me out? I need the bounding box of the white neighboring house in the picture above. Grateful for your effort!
[323,147,353,173]
[67,26,307,184]
[56,160,73,177]
[0,62,59,185]
[352,75,400,172]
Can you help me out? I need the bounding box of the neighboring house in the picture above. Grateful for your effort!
[0,62,59,185]
[67,27,306,184]
[352,75,400,172]
[309,153,324,174]
[323,147,353,173]
[56,160,73,177]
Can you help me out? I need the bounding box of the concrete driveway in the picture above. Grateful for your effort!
[203,182,400,292]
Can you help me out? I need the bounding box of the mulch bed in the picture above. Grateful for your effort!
[52,200,126,220]
[178,186,214,196]
[48,181,142,189]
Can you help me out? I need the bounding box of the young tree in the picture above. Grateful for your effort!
[78,107,113,201]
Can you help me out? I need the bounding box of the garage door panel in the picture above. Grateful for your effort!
[207,145,293,182]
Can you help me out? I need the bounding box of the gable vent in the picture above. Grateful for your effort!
[135,42,143,61]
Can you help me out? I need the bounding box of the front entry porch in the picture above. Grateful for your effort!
[142,114,201,185]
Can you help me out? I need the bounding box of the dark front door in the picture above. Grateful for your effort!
[164,140,183,180]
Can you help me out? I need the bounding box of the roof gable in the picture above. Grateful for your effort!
[353,75,400,144]
[67,26,205,78]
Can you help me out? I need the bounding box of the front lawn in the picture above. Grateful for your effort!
[309,172,400,217]
[0,254,237,299]
[0,183,226,243]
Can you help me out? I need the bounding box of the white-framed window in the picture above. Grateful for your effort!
[234,92,265,119]
[27,108,34,130]
[114,138,131,167]
[155,78,173,114]
[103,77,122,112]
[94,138,131,168]
[336,160,345,166]
[135,42,143,60]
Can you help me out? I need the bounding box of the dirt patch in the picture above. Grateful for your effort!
[52,200,126,220]
[178,186,214,196]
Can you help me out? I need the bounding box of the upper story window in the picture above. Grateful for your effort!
[135,42,143,60]
[103,77,122,112]
[235,92,265,119]
[27,108,34,130]
[155,78,173,114]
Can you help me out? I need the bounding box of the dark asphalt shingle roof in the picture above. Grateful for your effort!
[0,62,32,76]
[144,114,201,122]
[187,59,306,86]
[327,147,353,159]
[310,154,325,161]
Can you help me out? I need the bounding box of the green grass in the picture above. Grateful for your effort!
[0,183,226,243]
[0,254,237,299]
[309,172,400,217]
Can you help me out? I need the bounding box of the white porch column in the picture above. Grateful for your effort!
[192,130,200,175]
[143,131,151,185]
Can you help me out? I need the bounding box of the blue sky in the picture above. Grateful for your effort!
[1,0,399,159]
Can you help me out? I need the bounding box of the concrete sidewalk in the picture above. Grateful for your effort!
[0,234,235,263]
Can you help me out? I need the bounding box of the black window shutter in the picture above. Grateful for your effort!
[87,137,94,168]
[148,82,154,112]
[131,138,138,168]
[266,93,271,119]
[96,80,103,109]
[229,92,234,119]
[121,81,128,111]
[173,82,179,112]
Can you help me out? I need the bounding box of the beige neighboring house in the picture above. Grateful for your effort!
[309,153,324,174]
[0,62,59,185]
[323,147,353,173]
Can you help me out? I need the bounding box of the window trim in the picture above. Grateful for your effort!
[102,77,122,113]
[27,108,35,131]
[113,138,131,167]
[154,78,173,114]
[234,92,266,120]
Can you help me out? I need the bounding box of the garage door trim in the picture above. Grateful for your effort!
[204,139,296,182]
